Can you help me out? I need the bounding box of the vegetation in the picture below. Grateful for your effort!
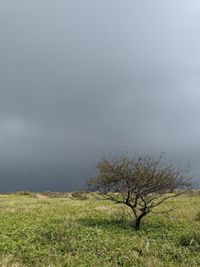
[71,191,88,200]
[0,192,199,266]
[88,153,191,229]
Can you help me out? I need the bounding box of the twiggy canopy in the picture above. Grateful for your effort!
[88,153,192,229]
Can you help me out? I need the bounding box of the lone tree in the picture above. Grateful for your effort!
[88,153,191,230]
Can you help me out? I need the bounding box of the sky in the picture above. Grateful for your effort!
[0,0,200,192]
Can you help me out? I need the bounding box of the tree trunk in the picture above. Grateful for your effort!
[134,217,142,230]
[134,213,146,230]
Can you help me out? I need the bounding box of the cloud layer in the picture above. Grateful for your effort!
[0,0,200,191]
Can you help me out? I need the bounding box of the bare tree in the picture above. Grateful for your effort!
[88,153,192,230]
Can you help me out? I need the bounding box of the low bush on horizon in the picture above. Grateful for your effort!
[0,193,199,266]
[71,190,88,200]
[41,191,70,198]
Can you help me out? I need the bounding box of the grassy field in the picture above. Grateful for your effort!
[0,192,199,267]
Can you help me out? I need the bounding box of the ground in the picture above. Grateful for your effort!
[0,192,199,267]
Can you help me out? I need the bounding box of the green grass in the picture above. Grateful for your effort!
[0,193,199,266]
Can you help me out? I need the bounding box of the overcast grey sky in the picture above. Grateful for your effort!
[0,0,200,191]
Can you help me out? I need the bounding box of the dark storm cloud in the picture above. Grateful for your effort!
[0,0,200,191]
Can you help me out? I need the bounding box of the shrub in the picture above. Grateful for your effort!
[15,191,33,196]
[71,191,88,200]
